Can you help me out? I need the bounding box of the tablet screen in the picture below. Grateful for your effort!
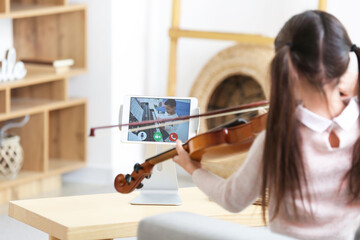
[127,97,191,143]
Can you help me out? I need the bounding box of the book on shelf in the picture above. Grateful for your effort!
[20,58,75,74]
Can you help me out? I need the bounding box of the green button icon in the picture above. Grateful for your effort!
[153,132,163,141]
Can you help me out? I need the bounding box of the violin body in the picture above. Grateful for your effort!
[114,113,267,194]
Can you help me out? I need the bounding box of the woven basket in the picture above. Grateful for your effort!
[0,135,23,180]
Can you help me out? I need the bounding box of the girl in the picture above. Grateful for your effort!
[173,10,360,240]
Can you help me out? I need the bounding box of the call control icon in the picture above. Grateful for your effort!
[153,132,163,142]
[138,131,147,141]
[169,133,178,142]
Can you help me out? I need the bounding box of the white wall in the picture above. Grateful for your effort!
[0,19,13,60]
[67,0,112,172]
[61,0,114,184]
[65,0,150,181]
[327,0,360,71]
[110,0,149,175]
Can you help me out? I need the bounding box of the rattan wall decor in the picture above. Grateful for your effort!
[0,135,23,179]
[0,115,29,179]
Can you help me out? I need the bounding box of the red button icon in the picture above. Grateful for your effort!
[169,133,178,142]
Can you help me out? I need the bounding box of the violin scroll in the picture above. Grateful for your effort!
[114,161,154,194]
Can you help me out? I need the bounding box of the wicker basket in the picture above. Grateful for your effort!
[0,135,23,180]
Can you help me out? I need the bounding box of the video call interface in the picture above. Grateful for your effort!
[127,97,191,143]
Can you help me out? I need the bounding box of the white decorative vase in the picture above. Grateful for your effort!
[0,135,23,180]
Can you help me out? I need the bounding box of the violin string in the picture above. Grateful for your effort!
[127,106,268,133]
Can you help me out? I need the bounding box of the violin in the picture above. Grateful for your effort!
[112,105,268,194]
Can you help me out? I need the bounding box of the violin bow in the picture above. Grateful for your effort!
[89,100,269,137]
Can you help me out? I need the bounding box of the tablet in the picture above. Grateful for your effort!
[121,95,198,144]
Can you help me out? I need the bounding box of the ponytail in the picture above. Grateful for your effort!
[261,45,309,223]
[346,44,360,201]
[263,10,359,224]
[351,44,360,102]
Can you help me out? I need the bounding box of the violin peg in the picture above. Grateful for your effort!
[125,174,132,183]
[145,174,151,179]
[133,163,144,173]
[136,183,144,189]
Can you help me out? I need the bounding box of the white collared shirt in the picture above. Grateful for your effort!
[296,97,359,133]
[192,97,360,239]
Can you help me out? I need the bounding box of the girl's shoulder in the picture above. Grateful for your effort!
[252,130,266,151]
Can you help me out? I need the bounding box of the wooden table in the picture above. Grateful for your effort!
[8,187,264,240]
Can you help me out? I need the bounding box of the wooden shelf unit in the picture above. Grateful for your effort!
[0,0,87,19]
[0,1,87,204]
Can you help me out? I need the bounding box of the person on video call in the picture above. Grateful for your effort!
[157,99,179,139]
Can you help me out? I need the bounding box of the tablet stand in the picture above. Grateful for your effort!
[119,104,200,206]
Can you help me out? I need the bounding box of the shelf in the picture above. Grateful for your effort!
[1,112,47,172]
[0,100,86,191]
[0,160,85,190]
[13,8,87,69]
[0,0,87,203]
[0,3,85,19]
[0,98,86,121]
[49,103,87,163]
[0,170,42,190]
[11,98,60,111]
[0,89,7,113]
[0,66,86,90]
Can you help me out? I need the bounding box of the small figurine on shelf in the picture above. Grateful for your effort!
[0,47,27,82]
[0,115,29,180]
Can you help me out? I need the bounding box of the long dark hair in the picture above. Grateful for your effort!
[261,10,360,223]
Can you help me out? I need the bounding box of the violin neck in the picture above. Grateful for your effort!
[146,143,189,165]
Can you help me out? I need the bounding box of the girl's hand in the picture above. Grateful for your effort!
[173,140,201,175]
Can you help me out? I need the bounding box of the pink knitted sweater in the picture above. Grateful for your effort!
[192,98,360,240]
